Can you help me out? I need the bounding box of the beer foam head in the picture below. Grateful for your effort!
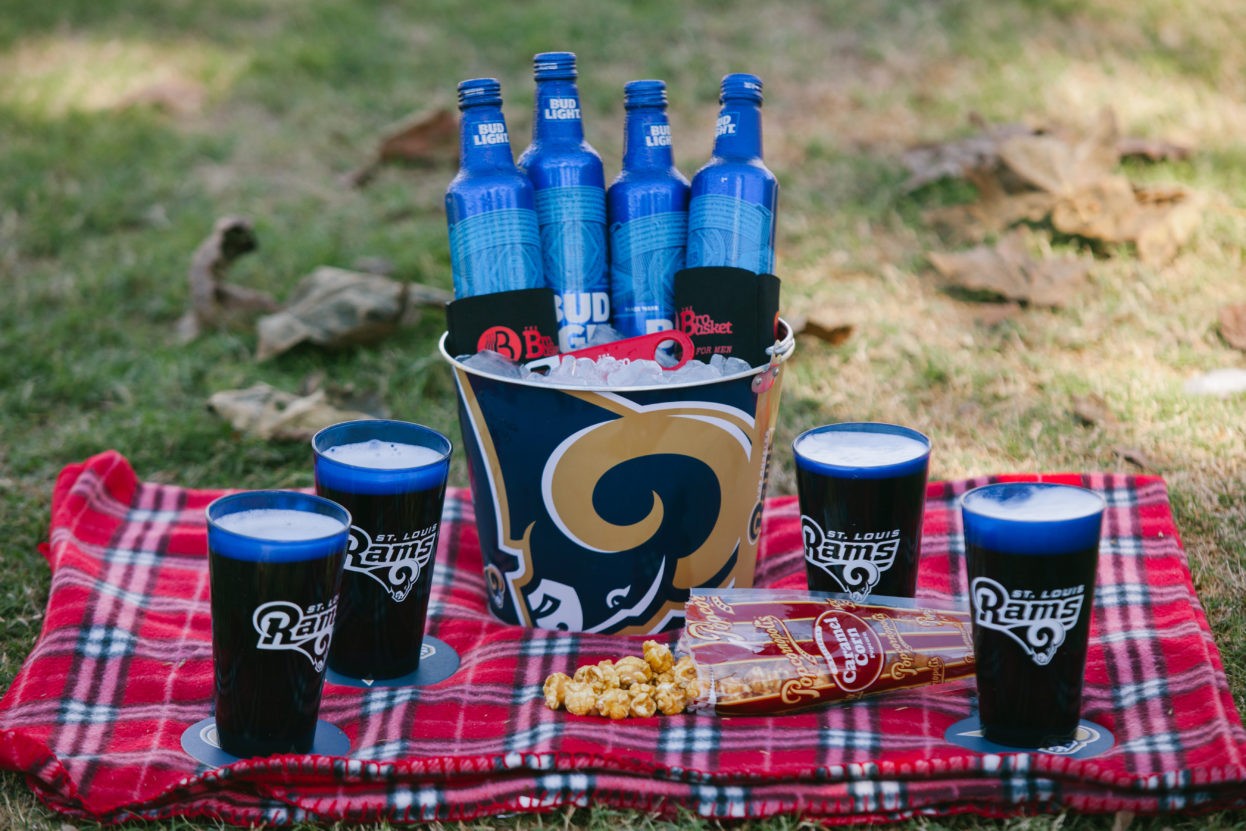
[963,483,1104,522]
[323,439,445,471]
[207,491,350,563]
[313,420,451,495]
[793,422,930,479]
[215,508,345,541]
[961,482,1105,556]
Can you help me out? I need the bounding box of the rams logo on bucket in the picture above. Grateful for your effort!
[454,364,781,635]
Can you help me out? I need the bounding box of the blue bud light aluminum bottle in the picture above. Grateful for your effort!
[607,80,690,337]
[686,73,778,275]
[445,78,544,299]
[517,52,610,351]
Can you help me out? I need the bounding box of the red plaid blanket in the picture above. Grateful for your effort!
[1,451,1244,824]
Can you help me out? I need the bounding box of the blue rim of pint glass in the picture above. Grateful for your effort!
[312,419,452,496]
[960,482,1105,557]
[792,422,931,480]
[206,490,351,563]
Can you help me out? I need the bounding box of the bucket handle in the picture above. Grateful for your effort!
[753,317,794,393]
[766,318,796,364]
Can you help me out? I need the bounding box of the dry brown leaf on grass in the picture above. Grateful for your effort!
[1114,447,1158,472]
[932,175,1202,267]
[176,216,277,343]
[345,108,459,187]
[968,301,1023,327]
[787,310,854,345]
[1219,303,1246,351]
[255,266,452,361]
[1116,136,1193,164]
[902,110,1191,192]
[1048,175,1140,240]
[1050,180,1204,266]
[1132,185,1205,266]
[924,189,1053,243]
[1071,393,1117,429]
[996,107,1121,196]
[116,78,206,116]
[207,383,375,442]
[900,118,1035,192]
[256,267,413,361]
[915,109,1202,265]
[928,229,1092,307]
[923,164,1056,241]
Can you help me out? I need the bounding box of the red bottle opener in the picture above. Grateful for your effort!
[525,330,696,373]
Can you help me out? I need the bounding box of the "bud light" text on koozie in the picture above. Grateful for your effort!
[252,597,338,671]
[474,122,509,145]
[645,124,672,147]
[554,291,610,350]
[715,115,737,137]
[543,98,581,120]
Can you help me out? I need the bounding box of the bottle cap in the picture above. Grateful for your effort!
[533,51,577,81]
[457,78,502,109]
[720,73,763,105]
[623,79,668,109]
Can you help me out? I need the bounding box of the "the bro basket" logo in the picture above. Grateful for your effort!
[970,576,1085,666]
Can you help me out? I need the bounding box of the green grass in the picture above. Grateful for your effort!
[2,0,1245,828]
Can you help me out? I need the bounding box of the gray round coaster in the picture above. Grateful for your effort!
[181,717,350,767]
[945,715,1115,758]
[325,635,461,689]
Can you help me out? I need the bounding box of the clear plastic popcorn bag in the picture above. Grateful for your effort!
[679,589,976,716]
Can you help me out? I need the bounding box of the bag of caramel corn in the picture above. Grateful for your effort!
[679,589,975,716]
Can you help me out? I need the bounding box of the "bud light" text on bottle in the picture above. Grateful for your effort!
[543,98,581,120]
[474,122,510,145]
[645,124,672,147]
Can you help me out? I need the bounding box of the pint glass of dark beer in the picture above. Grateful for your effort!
[792,422,931,600]
[313,419,452,680]
[961,482,1105,748]
[206,490,350,758]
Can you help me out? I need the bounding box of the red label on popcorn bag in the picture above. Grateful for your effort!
[679,589,975,716]
[812,609,885,694]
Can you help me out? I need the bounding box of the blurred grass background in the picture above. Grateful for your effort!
[1,0,1244,827]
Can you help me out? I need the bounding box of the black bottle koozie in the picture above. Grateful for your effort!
[674,267,781,367]
[445,288,559,361]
